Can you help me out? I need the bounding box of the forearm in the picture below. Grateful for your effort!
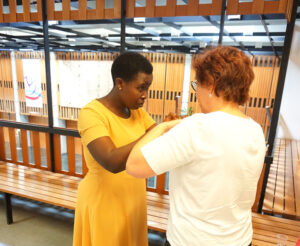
[105,141,138,173]
[127,120,181,178]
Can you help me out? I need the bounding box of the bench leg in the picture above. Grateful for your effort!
[4,193,13,224]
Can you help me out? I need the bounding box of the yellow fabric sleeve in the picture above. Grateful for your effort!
[78,107,109,147]
[140,108,156,130]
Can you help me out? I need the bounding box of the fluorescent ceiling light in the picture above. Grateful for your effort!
[134,17,145,23]
[152,37,160,41]
[228,15,241,20]
[48,21,58,25]
[255,42,263,48]
[171,28,181,37]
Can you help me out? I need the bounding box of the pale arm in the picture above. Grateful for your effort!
[88,123,156,174]
[126,120,181,178]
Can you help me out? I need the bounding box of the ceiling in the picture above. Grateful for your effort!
[0,1,299,56]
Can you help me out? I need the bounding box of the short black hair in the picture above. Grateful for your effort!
[111,52,153,85]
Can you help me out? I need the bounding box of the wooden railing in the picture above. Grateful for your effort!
[0,0,292,23]
[0,123,169,194]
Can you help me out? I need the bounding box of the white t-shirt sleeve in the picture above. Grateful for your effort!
[141,118,196,175]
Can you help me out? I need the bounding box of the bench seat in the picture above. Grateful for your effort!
[1,161,299,245]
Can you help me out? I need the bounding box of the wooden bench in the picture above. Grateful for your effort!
[263,139,300,220]
[0,161,168,231]
[1,161,299,245]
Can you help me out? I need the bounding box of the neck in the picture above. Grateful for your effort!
[99,87,130,118]
[207,97,247,118]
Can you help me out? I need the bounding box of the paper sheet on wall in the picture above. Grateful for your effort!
[58,60,113,108]
[22,59,43,108]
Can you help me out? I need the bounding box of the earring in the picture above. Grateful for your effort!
[208,93,212,98]
[118,87,122,90]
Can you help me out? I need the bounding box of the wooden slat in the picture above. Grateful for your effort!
[0,0,3,22]
[23,0,31,21]
[264,1,280,14]
[252,0,264,14]
[36,0,42,20]
[78,0,87,20]
[46,0,54,20]
[32,131,41,168]
[95,0,104,20]
[145,0,155,17]
[292,140,300,219]
[8,0,17,22]
[0,127,5,160]
[227,0,239,14]
[45,133,51,170]
[114,0,121,18]
[166,0,176,17]
[20,129,29,166]
[67,136,75,175]
[126,0,135,18]
[273,139,285,215]
[62,0,70,20]
[284,139,296,217]
[8,128,17,162]
[156,173,167,194]
[187,0,198,16]
[53,134,62,173]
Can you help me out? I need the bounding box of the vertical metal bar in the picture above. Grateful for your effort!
[218,0,227,45]
[42,0,55,172]
[257,0,298,213]
[5,193,13,224]
[120,0,126,53]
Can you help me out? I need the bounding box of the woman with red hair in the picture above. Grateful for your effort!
[126,46,266,246]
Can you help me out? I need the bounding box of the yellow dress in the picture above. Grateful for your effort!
[73,99,155,246]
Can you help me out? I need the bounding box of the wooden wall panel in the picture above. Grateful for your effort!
[0,127,5,160]
[0,0,3,22]
[0,52,15,114]
[146,53,167,123]
[23,0,31,22]
[227,0,289,15]
[164,54,185,117]
[8,0,17,22]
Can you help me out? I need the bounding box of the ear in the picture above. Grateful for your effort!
[115,77,126,90]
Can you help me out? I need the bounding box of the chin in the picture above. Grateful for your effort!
[130,104,141,110]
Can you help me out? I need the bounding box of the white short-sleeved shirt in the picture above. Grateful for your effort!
[141,112,266,246]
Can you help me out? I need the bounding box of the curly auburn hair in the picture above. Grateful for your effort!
[193,46,254,105]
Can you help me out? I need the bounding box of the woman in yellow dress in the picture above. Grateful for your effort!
[73,52,156,246]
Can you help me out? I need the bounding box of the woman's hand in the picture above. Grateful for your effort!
[159,119,182,133]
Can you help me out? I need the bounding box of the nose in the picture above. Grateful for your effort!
[141,91,147,99]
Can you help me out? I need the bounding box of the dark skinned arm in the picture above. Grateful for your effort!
[87,123,156,174]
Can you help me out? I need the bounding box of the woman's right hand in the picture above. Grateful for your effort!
[160,119,182,133]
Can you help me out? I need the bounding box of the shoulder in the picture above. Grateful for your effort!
[78,99,109,123]
[131,107,149,119]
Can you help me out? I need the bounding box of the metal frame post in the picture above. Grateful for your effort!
[120,0,126,53]
[218,0,227,45]
[42,0,55,172]
[5,193,13,224]
[257,0,299,213]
